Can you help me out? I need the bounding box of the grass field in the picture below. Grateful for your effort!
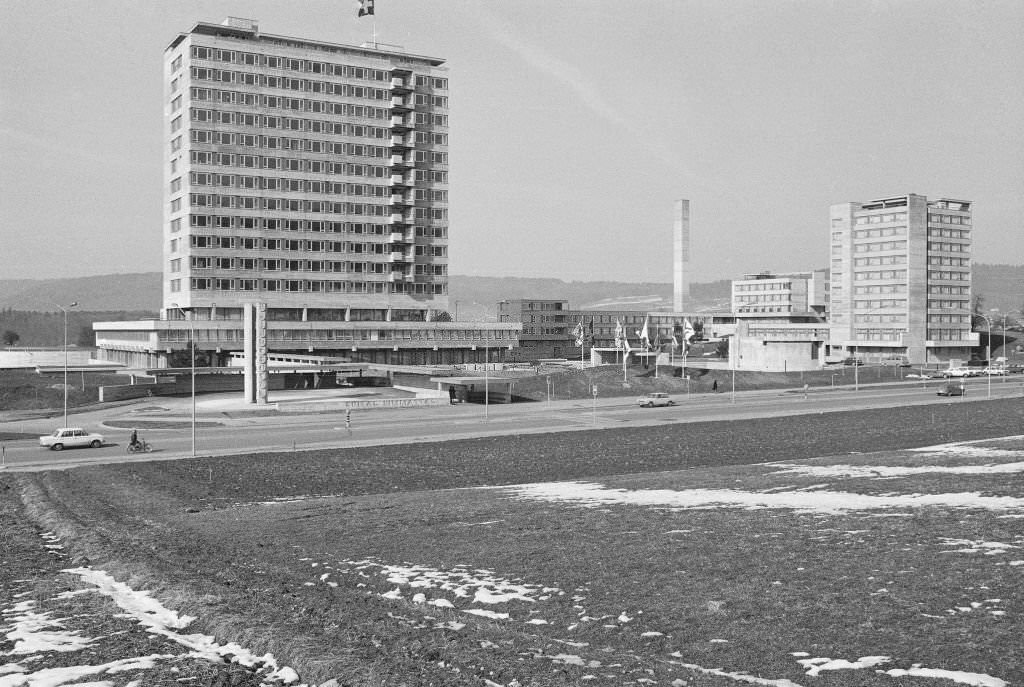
[3,399,1023,686]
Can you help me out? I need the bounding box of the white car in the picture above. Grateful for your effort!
[982,367,1008,376]
[39,428,105,451]
[637,392,675,408]
[942,368,973,378]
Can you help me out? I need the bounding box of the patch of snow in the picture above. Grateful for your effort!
[1,601,95,655]
[462,609,509,620]
[666,655,803,687]
[880,666,1007,687]
[501,481,1024,514]
[797,655,890,676]
[771,461,1024,479]
[641,631,664,637]
[526,618,548,625]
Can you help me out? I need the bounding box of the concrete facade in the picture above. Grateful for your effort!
[828,194,977,364]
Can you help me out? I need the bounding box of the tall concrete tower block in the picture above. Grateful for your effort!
[673,199,691,312]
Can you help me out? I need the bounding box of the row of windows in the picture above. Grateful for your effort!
[928,329,971,341]
[928,228,970,239]
[171,277,445,296]
[188,45,449,91]
[854,255,907,267]
[186,108,449,144]
[188,87,452,127]
[184,194,450,219]
[855,212,907,225]
[854,284,907,295]
[854,240,907,253]
[187,234,447,257]
[853,226,906,239]
[734,282,792,292]
[186,151,450,182]
[177,109,448,145]
[928,285,970,295]
[929,256,971,267]
[928,299,969,310]
[185,258,445,275]
[737,306,794,313]
[159,323,515,344]
[855,314,905,323]
[189,66,450,109]
[734,294,793,303]
[929,314,969,324]
[854,329,906,341]
[928,242,970,253]
[854,299,908,309]
[928,271,970,281]
[854,270,905,281]
[170,218,448,239]
[185,173,448,200]
[190,86,391,119]
[189,132,449,163]
[928,213,969,225]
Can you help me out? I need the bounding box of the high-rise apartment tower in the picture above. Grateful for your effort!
[163,18,450,321]
[828,194,976,364]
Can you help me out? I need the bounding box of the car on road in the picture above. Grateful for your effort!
[936,384,965,397]
[39,428,105,451]
[842,357,865,366]
[905,373,933,379]
[942,367,973,378]
[637,392,675,408]
[982,367,1009,376]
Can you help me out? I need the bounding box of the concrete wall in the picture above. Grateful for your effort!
[0,349,95,369]
[734,338,821,372]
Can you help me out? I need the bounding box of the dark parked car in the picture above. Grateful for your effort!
[842,357,865,366]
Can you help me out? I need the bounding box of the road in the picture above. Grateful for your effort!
[2,377,1022,472]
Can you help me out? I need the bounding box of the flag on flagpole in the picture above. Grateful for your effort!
[613,318,624,350]
[572,318,585,347]
[638,315,650,350]
[683,318,695,342]
[358,0,374,17]
[671,335,679,349]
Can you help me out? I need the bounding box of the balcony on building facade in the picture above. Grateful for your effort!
[390,95,411,111]
[390,115,412,130]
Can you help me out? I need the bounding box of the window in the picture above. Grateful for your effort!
[170,116,182,132]
[170,177,182,193]
[170,198,182,213]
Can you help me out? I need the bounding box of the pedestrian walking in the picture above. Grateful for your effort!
[345,409,352,435]
[712,379,718,392]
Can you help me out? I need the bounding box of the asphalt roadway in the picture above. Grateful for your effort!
[2,376,1023,472]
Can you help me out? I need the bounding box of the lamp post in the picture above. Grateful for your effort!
[977,312,992,398]
[57,302,77,427]
[172,304,197,457]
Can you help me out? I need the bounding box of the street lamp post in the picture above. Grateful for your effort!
[57,302,78,427]
[977,313,992,398]
[172,304,197,457]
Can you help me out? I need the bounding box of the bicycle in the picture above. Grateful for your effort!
[127,439,153,453]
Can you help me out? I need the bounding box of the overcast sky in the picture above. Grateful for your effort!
[1,0,1022,284]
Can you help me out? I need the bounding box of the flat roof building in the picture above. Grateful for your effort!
[828,194,977,364]
[164,17,449,320]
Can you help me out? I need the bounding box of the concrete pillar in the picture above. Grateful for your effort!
[243,302,269,404]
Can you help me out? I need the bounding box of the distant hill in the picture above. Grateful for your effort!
[0,265,1018,318]
[0,273,161,311]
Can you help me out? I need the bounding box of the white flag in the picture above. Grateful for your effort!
[638,315,650,349]
[683,318,695,342]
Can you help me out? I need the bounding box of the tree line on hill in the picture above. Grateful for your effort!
[0,309,157,348]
